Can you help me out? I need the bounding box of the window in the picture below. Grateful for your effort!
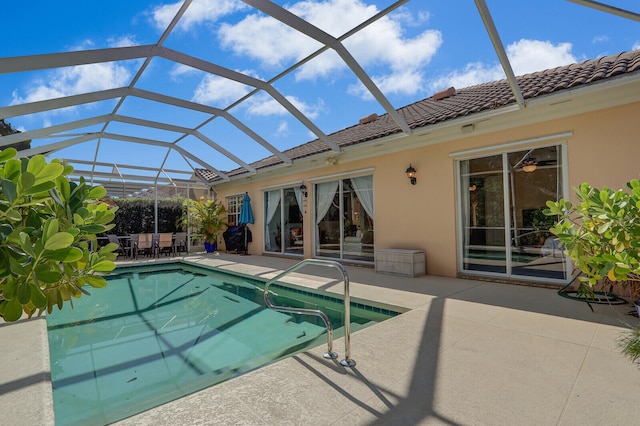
[457,144,569,282]
[314,175,374,263]
[226,194,243,226]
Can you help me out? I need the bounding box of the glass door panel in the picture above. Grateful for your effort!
[342,178,374,262]
[264,190,282,253]
[461,154,507,274]
[283,188,304,255]
[264,187,304,255]
[508,147,567,280]
[316,181,341,259]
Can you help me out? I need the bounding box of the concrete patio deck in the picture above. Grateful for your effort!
[2,252,639,425]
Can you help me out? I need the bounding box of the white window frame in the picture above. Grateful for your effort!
[226,193,244,226]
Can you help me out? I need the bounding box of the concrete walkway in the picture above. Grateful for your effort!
[2,252,639,425]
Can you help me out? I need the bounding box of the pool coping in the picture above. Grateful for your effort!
[2,252,640,425]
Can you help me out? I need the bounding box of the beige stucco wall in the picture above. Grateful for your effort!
[214,100,640,279]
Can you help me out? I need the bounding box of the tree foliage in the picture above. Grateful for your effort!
[0,119,31,151]
[545,180,640,298]
[0,148,117,322]
[110,198,184,234]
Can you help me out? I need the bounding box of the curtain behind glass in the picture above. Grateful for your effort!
[351,176,374,220]
[265,190,281,250]
[293,186,304,216]
[315,181,339,225]
[315,181,339,248]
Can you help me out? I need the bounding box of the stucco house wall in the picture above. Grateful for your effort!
[213,99,639,281]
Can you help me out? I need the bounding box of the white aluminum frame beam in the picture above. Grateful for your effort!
[2,0,620,192]
[0,44,339,156]
[474,0,526,108]
[161,48,340,152]
[567,0,640,22]
[64,158,196,177]
[243,0,412,135]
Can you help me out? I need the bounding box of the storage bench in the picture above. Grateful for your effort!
[374,249,425,277]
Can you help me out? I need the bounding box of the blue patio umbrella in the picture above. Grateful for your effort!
[238,192,254,254]
[239,192,254,225]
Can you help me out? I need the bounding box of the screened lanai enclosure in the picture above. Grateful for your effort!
[2,0,636,197]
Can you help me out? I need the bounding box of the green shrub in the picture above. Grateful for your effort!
[110,198,184,234]
[0,148,117,322]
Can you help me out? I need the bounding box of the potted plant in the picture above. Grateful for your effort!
[545,180,640,367]
[180,197,226,252]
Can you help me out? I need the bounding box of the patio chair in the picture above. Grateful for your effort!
[173,232,187,256]
[152,233,160,258]
[137,233,155,258]
[107,234,126,259]
[128,234,139,259]
[157,233,174,256]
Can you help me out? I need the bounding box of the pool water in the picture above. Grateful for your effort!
[46,263,399,425]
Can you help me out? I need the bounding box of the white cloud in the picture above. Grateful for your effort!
[219,0,441,97]
[150,0,246,31]
[192,74,252,106]
[170,63,199,81]
[289,96,324,119]
[506,39,576,75]
[633,41,640,50]
[427,62,503,94]
[428,39,577,92]
[592,35,609,44]
[10,34,138,114]
[11,62,132,106]
[69,37,136,52]
[107,35,138,48]
[218,12,312,69]
[393,8,431,28]
[348,68,429,100]
[244,93,323,119]
[276,121,289,137]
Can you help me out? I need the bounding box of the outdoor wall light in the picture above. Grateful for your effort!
[300,183,308,198]
[406,164,417,185]
[522,157,538,173]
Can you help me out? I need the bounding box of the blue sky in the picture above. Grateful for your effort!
[1,0,639,177]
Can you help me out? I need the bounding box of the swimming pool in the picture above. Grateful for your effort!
[46,262,400,425]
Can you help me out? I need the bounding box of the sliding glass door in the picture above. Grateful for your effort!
[264,187,304,255]
[459,145,568,282]
[314,175,374,263]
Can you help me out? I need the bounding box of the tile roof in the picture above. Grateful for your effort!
[197,49,640,183]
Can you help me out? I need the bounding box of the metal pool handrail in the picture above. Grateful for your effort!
[263,259,356,367]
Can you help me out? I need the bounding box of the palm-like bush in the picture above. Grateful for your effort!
[180,198,227,244]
